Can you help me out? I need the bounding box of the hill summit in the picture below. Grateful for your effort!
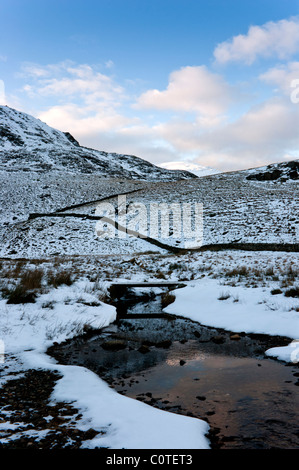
[0,105,197,181]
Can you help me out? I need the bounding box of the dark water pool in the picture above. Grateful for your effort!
[49,289,299,449]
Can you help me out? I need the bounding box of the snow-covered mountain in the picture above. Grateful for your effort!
[159,161,220,177]
[0,105,197,181]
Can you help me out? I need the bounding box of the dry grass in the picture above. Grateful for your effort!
[217,291,231,300]
[5,284,37,304]
[155,271,166,280]
[284,286,299,298]
[271,288,283,295]
[2,268,44,304]
[224,266,250,278]
[47,270,74,288]
[20,269,43,290]
[161,292,176,309]
[1,260,26,279]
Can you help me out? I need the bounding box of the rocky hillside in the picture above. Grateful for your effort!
[246,160,299,182]
[0,105,196,181]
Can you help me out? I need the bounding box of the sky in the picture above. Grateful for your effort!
[1,0,299,172]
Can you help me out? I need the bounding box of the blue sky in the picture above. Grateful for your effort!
[1,0,299,171]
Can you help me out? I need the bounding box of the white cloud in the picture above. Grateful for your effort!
[20,61,74,79]
[21,61,166,161]
[38,84,299,172]
[214,17,299,65]
[210,99,299,146]
[17,60,299,173]
[135,66,233,117]
[38,104,135,141]
[198,98,299,169]
[260,61,299,95]
[146,97,299,171]
[38,104,183,165]
[22,61,125,106]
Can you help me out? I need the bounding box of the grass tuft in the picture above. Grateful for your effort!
[284,286,299,298]
[161,292,176,309]
[47,270,74,288]
[218,291,231,300]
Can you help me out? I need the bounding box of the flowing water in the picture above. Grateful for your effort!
[49,287,299,449]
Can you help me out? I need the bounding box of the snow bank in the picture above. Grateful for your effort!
[265,340,299,363]
[23,350,210,449]
[0,280,210,449]
[0,280,116,355]
[164,279,299,363]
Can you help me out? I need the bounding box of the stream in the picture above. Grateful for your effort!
[49,286,299,449]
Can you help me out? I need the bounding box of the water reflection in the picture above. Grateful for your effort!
[50,292,299,449]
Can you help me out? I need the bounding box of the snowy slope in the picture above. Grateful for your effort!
[2,166,299,258]
[0,105,197,181]
[1,105,299,258]
[100,170,299,250]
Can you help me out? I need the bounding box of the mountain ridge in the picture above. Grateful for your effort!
[0,105,197,181]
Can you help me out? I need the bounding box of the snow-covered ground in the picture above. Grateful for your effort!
[0,171,166,257]
[0,264,210,449]
[0,170,146,225]
[2,168,299,257]
[113,172,299,248]
[0,249,299,448]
